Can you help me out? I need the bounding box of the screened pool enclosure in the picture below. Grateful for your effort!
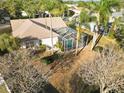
[55,27,89,51]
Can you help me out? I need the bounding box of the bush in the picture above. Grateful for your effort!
[94,46,103,53]
[40,44,46,52]
[55,41,64,51]
[66,20,76,29]
[0,50,48,93]
[108,30,115,39]
[90,16,97,22]
[41,53,62,65]
[0,34,19,54]
[42,59,52,65]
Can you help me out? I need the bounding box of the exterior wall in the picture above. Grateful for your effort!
[42,37,58,48]
[20,37,58,50]
[20,40,41,49]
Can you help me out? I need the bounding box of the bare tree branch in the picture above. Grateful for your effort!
[0,49,48,93]
[78,47,124,93]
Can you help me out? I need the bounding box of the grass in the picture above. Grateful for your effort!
[0,84,9,93]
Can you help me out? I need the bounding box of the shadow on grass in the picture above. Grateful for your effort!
[40,83,59,93]
[41,52,63,65]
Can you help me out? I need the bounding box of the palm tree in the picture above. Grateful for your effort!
[76,0,120,50]
[86,0,120,50]
[75,10,90,55]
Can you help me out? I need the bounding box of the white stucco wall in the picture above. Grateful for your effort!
[21,40,41,48]
[20,37,58,49]
[42,36,58,48]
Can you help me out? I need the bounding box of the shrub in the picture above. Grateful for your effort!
[41,53,62,65]
[0,34,19,54]
[94,46,103,53]
[40,44,46,52]
[55,41,64,51]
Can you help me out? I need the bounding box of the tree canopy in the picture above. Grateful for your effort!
[79,0,120,26]
[0,0,66,18]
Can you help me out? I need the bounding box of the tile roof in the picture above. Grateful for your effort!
[11,17,67,39]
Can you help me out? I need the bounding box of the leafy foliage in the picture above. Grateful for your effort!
[0,0,66,18]
[0,34,19,54]
[80,10,90,24]
[40,44,46,52]
[55,41,64,51]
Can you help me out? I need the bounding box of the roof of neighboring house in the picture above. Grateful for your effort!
[11,17,67,39]
[112,12,123,18]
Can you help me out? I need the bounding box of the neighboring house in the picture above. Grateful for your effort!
[63,4,81,22]
[68,9,80,21]
[112,12,123,18]
[11,17,67,49]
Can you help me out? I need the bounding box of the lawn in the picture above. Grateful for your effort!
[0,84,9,93]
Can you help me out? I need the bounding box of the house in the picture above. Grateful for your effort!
[11,17,67,49]
[11,17,88,51]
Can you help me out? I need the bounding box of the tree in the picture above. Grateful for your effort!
[46,0,66,17]
[0,0,66,18]
[22,0,37,18]
[75,10,90,55]
[0,0,5,8]
[0,49,48,93]
[83,0,120,50]
[3,0,16,17]
[78,47,124,93]
[3,0,24,18]
[87,0,120,26]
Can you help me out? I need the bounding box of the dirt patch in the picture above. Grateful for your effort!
[48,47,96,93]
